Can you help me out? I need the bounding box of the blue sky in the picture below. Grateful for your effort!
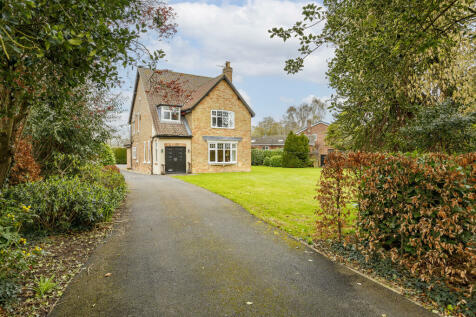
[116,0,334,130]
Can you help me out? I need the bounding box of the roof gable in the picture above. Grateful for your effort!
[296,121,330,134]
[129,68,255,126]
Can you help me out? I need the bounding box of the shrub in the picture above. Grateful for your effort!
[0,200,37,305]
[263,156,271,166]
[9,137,42,185]
[112,147,127,164]
[316,152,476,310]
[252,149,283,165]
[98,144,116,166]
[104,165,120,174]
[282,131,310,168]
[2,172,126,233]
[269,155,282,167]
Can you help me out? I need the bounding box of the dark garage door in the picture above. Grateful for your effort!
[165,147,186,174]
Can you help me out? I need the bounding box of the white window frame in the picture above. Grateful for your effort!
[132,147,137,160]
[161,106,181,122]
[143,141,146,163]
[211,110,234,129]
[208,141,237,165]
[263,146,270,150]
[147,140,151,163]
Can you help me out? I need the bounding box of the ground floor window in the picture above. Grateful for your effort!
[132,147,137,160]
[208,142,237,164]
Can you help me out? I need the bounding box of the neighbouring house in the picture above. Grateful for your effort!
[251,136,286,150]
[125,62,255,174]
[296,121,334,167]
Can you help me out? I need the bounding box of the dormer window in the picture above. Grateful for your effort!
[161,106,180,122]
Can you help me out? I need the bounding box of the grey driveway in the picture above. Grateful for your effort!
[50,171,433,317]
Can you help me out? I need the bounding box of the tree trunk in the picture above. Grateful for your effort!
[0,118,15,187]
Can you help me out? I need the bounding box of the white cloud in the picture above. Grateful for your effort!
[150,0,332,83]
[302,94,331,104]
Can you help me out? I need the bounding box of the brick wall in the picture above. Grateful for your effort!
[130,76,154,174]
[187,80,252,173]
[298,123,334,167]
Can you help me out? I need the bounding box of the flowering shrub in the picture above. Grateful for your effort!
[0,200,40,305]
[316,152,476,310]
[2,169,126,232]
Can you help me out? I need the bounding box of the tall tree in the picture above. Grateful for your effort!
[270,1,475,151]
[252,116,284,137]
[25,85,123,175]
[282,97,327,131]
[0,0,176,185]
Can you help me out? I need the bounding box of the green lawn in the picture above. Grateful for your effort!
[174,166,321,242]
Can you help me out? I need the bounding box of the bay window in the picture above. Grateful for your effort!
[211,110,234,128]
[208,142,237,164]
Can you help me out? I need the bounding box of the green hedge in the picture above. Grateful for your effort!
[113,147,127,164]
[98,144,116,166]
[251,149,283,166]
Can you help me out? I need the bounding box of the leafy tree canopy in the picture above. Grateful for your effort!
[270,0,475,152]
[0,0,176,185]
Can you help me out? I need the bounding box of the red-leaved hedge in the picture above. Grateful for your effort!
[316,152,475,294]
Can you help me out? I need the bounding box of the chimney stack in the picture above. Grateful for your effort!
[307,119,312,129]
[223,61,232,82]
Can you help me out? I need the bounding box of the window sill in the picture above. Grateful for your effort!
[211,126,235,129]
[209,162,237,166]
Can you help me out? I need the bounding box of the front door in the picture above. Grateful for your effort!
[320,154,327,167]
[165,146,186,174]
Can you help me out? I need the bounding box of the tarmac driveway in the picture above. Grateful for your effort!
[50,171,433,317]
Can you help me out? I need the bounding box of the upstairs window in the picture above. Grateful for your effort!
[211,110,234,128]
[161,106,180,122]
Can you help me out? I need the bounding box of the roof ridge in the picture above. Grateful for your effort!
[139,67,214,80]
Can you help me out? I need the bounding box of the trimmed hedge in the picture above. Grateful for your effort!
[252,149,283,166]
[269,155,282,167]
[316,152,476,311]
[112,147,127,164]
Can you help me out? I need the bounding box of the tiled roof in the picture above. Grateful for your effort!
[155,115,192,137]
[129,67,254,137]
[251,136,286,146]
[296,121,330,134]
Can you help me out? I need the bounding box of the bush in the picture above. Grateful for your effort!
[0,199,38,305]
[263,156,271,166]
[2,170,126,233]
[112,147,127,164]
[269,155,282,167]
[316,152,476,312]
[98,144,116,166]
[252,149,283,166]
[282,132,311,168]
[9,137,42,185]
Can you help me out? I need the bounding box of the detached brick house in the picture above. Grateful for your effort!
[126,62,255,174]
[296,121,334,166]
[251,136,285,150]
